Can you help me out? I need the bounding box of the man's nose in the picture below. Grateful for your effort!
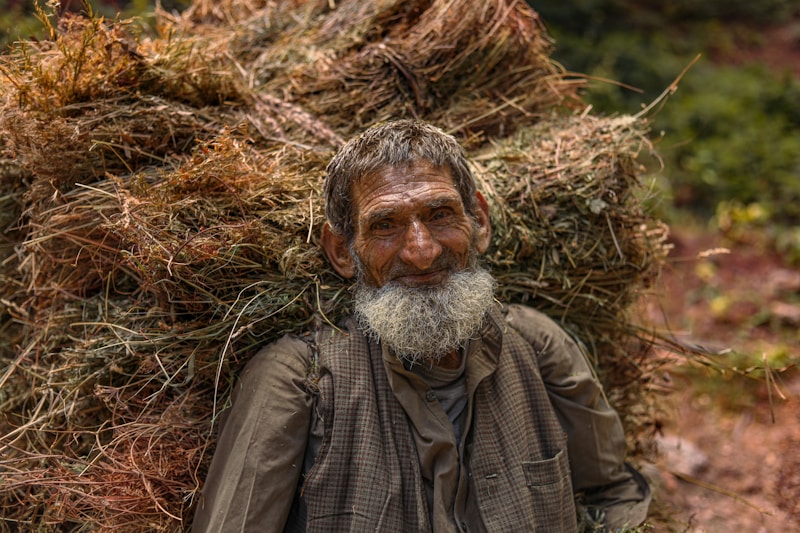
[399,220,442,270]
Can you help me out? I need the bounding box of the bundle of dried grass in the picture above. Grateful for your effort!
[0,0,672,530]
[0,131,332,528]
[0,12,242,196]
[250,0,582,141]
[179,0,288,26]
[476,115,670,446]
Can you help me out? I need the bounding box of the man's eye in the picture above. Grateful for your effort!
[430,209,452,222]
[371,220,394,232]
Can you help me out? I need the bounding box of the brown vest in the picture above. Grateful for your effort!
[286,308,577,532]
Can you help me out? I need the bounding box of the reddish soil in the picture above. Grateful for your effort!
[645,226,800,532]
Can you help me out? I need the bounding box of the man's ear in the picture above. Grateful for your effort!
[474,191,492,254]
[321,222,356,279]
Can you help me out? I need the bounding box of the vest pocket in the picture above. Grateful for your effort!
[522,449,570,486]
[522,450,576,532]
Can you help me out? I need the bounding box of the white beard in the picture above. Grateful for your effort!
[353,267,496,366]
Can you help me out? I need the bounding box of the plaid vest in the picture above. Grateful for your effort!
[286,307,577,532]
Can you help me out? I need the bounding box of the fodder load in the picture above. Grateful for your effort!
[0,1,669,529]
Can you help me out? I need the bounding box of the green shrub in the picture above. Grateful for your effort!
[656,64,800,222]
[0,1,46,49]
[532,0,800,32]
[532,1,800,248]
[0,1,191,50]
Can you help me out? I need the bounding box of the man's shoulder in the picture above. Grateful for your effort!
[245,318,366,376]
[252,332,314,358]
[496,304,576,353]
[503,303,564,332]
[243,332,315,380]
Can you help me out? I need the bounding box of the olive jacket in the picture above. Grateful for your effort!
[192,304,650,532]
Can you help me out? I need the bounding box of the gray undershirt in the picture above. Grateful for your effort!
[409,356,468,445]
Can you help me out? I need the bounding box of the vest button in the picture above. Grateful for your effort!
[425,390,437,402]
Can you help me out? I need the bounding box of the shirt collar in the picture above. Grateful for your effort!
[378,303,507,391]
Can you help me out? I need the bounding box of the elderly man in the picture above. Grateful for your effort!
[193,120,650,532]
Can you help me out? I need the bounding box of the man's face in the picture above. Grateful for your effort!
[349,161,479,288]
[320,159,494,363]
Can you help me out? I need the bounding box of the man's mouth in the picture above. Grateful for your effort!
[394,268,451,288]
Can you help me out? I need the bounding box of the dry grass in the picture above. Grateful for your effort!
[0,1,675,529]
[475,115,671,453]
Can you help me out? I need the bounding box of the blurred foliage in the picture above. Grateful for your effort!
[665,65,800,220]
[673,352,794,412]
[0,0,191,49]
[0,1,46,48]
[533,1,800,259]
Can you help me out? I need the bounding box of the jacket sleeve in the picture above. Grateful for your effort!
[505,304,651,530]
[192,334,314,533]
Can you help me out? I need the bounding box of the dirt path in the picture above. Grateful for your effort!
[653,377,800,532]
[645,226,800,532]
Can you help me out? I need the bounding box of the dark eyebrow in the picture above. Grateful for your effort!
[362,195,462,227]
[363,208,397,227]
[424,196,462,210]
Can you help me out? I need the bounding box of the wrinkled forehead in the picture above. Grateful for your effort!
[352,161,458,210]
[355,159,450,188]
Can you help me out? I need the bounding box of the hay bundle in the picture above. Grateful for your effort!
[477,116,669,428]
[0,13,241,195]
[267,0,576,138]
[244,0,582,140]
[1,1,670,530]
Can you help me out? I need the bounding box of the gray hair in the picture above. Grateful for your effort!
[324,119,478,241]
